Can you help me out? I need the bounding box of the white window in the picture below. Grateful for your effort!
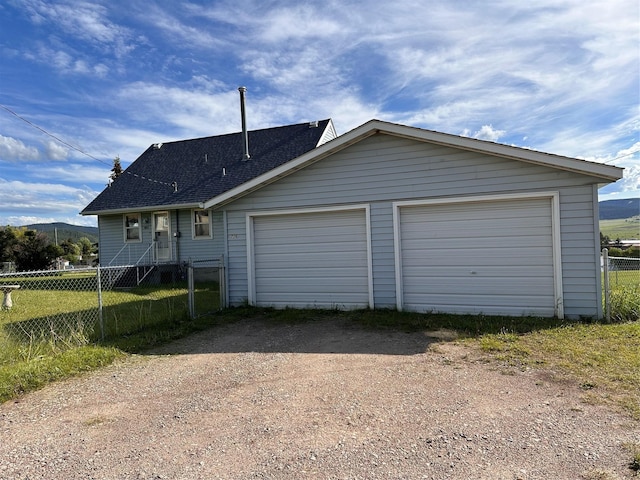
[193,209,212,239]
[124,213,141,242]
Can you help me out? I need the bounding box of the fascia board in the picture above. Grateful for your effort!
[376,121,624,181]
[81,201,204,216]
[203,118,623,210]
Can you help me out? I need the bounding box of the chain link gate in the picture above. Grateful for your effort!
[187,256,226,319]
[602,248,640,322]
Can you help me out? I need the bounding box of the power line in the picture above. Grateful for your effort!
[1,103,109,165]
[0,103,176,189]
[603,148,640,164]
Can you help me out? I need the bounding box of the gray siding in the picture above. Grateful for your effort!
[174,210,225,262]
[98,210,225,266]
[98,213,155,266]
[220,133,601,318]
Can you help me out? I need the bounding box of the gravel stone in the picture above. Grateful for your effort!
[0,318,637,479]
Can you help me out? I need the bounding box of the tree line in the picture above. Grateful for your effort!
[600,232,639,258]
[0,226,97,271]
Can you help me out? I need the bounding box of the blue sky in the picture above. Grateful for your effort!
[0,0,638,227]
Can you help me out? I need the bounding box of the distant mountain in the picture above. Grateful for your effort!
[599,198,639,220]
[23,222,98,244]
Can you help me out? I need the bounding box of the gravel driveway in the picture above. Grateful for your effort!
[1,317,638,479]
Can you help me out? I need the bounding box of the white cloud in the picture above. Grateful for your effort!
[0,177,99,226]
[136,4,225,49]
[25,163,111,185]
[45,140,69,160]
[1,214,97,227]
[20,0,133,48]
[0,135,40,161]
[28,45,110,77]
[255,5,343,43]
[461,125,507,142]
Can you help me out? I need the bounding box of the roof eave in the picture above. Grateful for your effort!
[202,119,624,209]
[81,201,205,217]
[375,121,624,182]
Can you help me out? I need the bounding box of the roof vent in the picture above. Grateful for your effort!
[238,87,250,161]
[309,120,319,128]
[153,143,163,149]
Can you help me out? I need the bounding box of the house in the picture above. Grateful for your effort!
[82,119,623,320]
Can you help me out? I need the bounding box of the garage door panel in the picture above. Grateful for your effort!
[403,265,555,280]
[257,279,369,294]
[401,250,553,268]
[398,198,556,317]
[254,226,362,242]
[403,278,554,295]
[255,243,367,256]
[252,209,370,309]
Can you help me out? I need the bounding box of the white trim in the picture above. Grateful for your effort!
[123,212,142,243]
[246,204,374,308]
[374,120,623,181]
[153,211,172,262]
[550,192,564,319]
[202,120,622,210]
[191,208,213,240]
[392,204,403,311]
[393,191,564,318]
[83,202,204,217]
[246,213,256,305]
[592,184,604,319]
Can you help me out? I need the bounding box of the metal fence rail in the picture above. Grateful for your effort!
[0,258,225,346]
[602,249,640,322]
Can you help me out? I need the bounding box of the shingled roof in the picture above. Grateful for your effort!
[82,119,335,215]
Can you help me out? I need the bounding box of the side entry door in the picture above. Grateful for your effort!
[153,211,171,262]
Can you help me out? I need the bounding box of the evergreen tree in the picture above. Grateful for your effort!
[110,156,123,181]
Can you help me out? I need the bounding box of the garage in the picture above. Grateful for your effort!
[248,206,373,309]
[394,193,563,317]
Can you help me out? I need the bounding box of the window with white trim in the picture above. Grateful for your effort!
[124,213,141,242]
[193,209,212,239]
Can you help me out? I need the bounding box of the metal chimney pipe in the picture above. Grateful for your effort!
[238,86,250,160]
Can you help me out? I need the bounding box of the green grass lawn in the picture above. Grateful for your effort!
[600,217,640,240]
[478,321,640,419]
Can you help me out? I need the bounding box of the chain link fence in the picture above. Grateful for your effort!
[0,259,225,349]
[602,249,640,322]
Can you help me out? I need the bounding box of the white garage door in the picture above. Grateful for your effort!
[250,208,372,309]
[396,196,559,317]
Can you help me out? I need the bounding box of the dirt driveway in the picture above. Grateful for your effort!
[1,318,638,479]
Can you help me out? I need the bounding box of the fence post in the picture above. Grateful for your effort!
[187,260,195,319]
[96,265,104,340]
[602,248,610,322]
[219,254,226,309]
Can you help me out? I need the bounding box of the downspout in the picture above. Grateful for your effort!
[174,209,180,262]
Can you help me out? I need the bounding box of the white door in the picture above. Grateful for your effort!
[153,212,171,262]
[396,197,559,317]
[249,208,372,309]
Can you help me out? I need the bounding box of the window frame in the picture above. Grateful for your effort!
[123,213,142,243]
[192,208,213,240]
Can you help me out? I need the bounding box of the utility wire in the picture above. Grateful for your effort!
[602,148,639,164]
[0,103,176,189]
[1,103,107,165]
